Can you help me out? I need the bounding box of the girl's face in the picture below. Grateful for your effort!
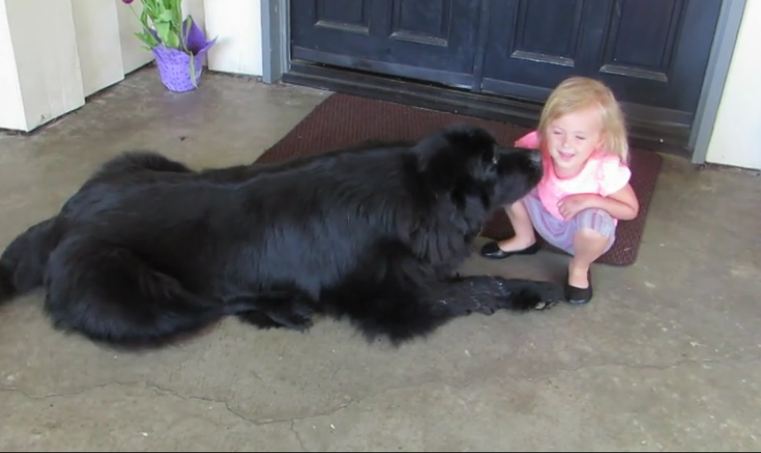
[545,106,604,177]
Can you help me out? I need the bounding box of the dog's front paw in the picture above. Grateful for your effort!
[269,310,314,331]
[531,281,564,310]
[498,280,564,311]
[239,309,314,331]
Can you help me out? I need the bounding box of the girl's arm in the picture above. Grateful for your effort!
[557,184,640,220]
[596,183,639,220]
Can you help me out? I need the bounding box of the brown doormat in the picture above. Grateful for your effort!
[256,94,663,266]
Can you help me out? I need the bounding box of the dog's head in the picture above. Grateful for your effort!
[415,125,543,212]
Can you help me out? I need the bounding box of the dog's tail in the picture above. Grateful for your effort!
[0,218,60,303]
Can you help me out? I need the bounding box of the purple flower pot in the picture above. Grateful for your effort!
[150,17,216,93]
[152,45,205,92]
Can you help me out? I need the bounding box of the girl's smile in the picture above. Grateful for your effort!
[545,105,604,178]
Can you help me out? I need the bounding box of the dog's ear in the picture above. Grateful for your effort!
[415,125,496,171]
[441,125,496,153]
[414,132,449,172]
[414,126,487,193]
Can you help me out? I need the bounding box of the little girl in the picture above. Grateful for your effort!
[481,77,639,304]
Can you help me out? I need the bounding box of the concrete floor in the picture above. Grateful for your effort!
[1,67,759,451]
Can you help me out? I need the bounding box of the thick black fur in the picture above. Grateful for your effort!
[0,125,562,346]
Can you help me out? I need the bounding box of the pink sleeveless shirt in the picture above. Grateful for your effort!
[514,131,631,221]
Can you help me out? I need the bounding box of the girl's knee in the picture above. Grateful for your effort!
[575,208,616,240]
[576,228,609,244]
[507,199,527,211]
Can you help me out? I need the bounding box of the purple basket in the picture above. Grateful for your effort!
[152,45,206,92]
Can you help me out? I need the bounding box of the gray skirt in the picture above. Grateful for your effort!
[521,190,616,256]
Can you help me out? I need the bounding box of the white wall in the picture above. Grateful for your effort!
[71,0,125,96]
[204,0,263,76]
[182,0,206,30]
[0,0,25,131]
[113,0,153,74]
[182,0,208,66]
[705,1,761,170]
[2,0,84,131]
[115,0,153,73]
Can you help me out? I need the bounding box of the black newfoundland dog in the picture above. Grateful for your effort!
[0,125,561,346]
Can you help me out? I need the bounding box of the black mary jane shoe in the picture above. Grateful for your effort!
[480,241,540,260]
[565,272,593,305]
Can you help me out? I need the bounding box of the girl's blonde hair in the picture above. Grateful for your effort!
[538,76,629,162]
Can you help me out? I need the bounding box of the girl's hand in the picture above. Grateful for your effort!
[557,194,596,219]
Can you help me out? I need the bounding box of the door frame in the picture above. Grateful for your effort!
[688,0,746,164]
[261,0,290,84]
[262,0,745,163]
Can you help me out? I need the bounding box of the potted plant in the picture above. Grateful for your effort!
[121,0,215,92]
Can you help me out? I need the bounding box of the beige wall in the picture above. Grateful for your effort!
[72,0,125,96]
[0,0,25,131]
[182,0,206,29]
[115,0,153,74]
[705,0,761,170]
[204,0,262,75]
[1,0,84,132]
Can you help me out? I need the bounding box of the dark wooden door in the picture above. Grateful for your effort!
[480,0,722,126]
[289,0,723,140]
[290,0,483,88]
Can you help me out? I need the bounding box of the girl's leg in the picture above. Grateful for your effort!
[568,229,610,288]
[567,209,617,288]
[495,199,536,252]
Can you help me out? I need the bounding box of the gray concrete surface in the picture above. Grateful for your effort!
[1,67,759,451]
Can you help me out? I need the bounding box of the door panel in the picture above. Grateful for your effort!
[479,0,596,100]
[291,0,483,88]
[390,0,451,46]
[514,0,584,63]
[313,0,372,34]
[599,0,681,80]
